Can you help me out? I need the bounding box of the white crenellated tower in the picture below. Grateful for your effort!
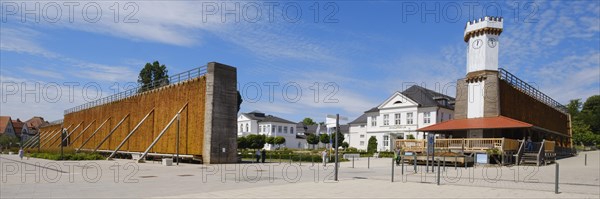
[463,16,503,121]
[464,16,503,74]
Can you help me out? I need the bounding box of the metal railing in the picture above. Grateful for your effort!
[498,68,568,114]
[65,66,207,115]
[396,138,519,153]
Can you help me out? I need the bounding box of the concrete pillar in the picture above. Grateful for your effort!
[203,62,238,164]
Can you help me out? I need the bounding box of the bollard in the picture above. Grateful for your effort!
[290,154,293,164]
[391,158,395,182]
[443,156,446,172]
[454,155,457,170]
[555,162,559,194]
[401,156,404,175]
[368,157,370,169]
[312,155,314,166]
[585,154,587,166]
[413,154,417,173]
[437,160,441,186]
[352,157,355,168]
[299,153,302,166]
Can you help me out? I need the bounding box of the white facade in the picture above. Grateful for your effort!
[237,114,308,150]
[346,90,454,152]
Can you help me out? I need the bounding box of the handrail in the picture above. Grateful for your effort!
[537,139,545,166]
[498,68,567,114]
[138,103,188,162]
[516,139,525,165]
[65,66,207,115]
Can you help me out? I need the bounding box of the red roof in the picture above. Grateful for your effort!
[418,116,533,132]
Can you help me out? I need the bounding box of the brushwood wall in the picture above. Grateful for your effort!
[39,62,238,164]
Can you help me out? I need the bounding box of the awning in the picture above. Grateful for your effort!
[418,116,533,132]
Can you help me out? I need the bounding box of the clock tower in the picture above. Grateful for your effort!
[464,16,503,74]
[458,16,503,130]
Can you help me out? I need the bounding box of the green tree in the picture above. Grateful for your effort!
[302,118,316,125]
[274,136,286,149]
[581,95,600,133]
[0,134,19,148]
[406,134,415,139]
[246,134,266,150]
[567,99,582,117]
[265,136,275,146]
[138,61,169,92]
[237,91,243,113]
[319,134,330,147]
[367,136,378,153]
[572,120,600,146]
[237,136,248,150]
[341,142,349,150]
[332,130,345,148]
[306,134,319,149]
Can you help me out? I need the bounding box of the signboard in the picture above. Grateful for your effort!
[427,134,435,154]
[476,153,488,164]
[404,152,414,156]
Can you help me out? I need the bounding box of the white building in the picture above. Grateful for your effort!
[345,85,455,152]
[237,111,308,150]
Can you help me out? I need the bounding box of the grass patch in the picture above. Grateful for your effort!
[30,152,105,160]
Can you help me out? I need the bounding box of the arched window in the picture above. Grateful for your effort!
[245,124,249,132]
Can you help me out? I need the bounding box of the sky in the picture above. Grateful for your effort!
[1,0,599,123]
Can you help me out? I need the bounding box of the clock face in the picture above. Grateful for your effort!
[488,38,497,48]
[472,39,483,49]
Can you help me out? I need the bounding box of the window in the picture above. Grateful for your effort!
[424,112,431,124]
[291,127,294,134]
[360,125,365,128]
[406,113,413,125]
[383,135,389,146]
[278,126,282,133]
[245,124,249,132]
[371,116,377,126]
[441,113,444,122]
[449,114,452,120]
[360,141,365,146]
[360,134,365,138]
[383,114,389,126]
[394,113,401,125]
[284,126,288,134]
[271,125,275,133]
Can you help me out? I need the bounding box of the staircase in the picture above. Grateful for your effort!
[520,152,541,165]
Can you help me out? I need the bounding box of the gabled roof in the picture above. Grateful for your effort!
[25,116,47,129]
[348,113,368,124]
[401,85,455,109]
[0,116,13,134]
[364,107,379,113]
[240,112,296,124]
[12,119,24,136]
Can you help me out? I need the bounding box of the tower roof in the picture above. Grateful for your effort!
[464,16,503,42]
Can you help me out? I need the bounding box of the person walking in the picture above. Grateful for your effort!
[395,148,402,166]
[255,149,261,163]
[321,150,328,167]
[261,149,266,163]
[18,148,24,160]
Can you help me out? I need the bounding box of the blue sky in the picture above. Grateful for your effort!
[1,1,599,123]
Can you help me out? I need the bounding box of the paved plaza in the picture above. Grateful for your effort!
[1,151,598,198]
